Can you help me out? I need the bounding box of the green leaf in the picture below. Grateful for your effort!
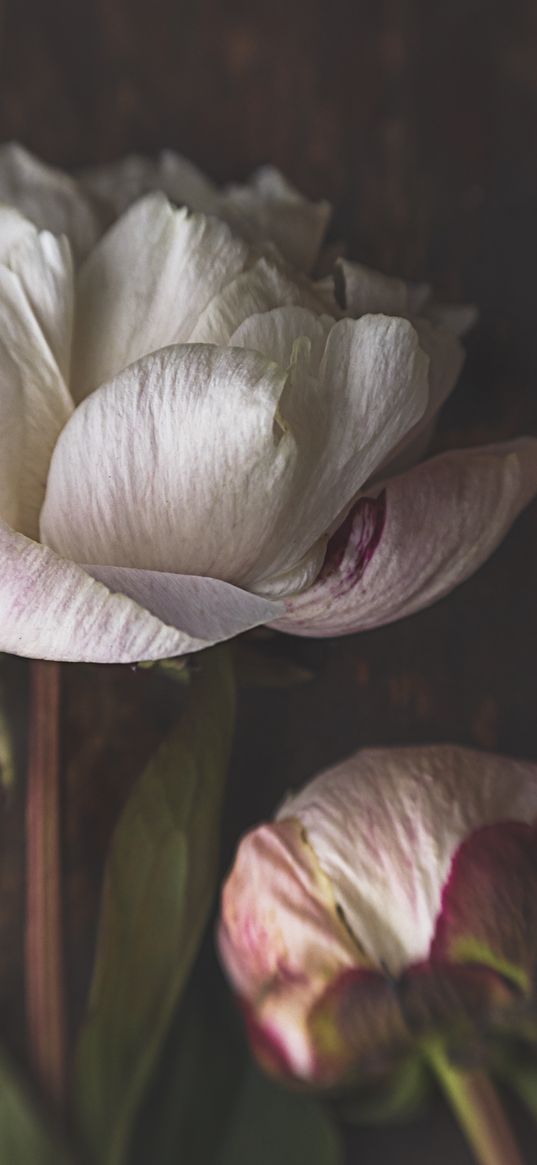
[0,1048,75,1164]
[74,645,236,1165]
[215,1065,345,1165]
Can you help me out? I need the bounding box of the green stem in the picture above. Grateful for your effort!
[25,660,66,1107]
[428,1043,526,1165]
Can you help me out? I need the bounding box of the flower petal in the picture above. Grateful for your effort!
[84,563,281,640]
[218,818,360,1079]
[79,150,217,218]
[0,521,277,662]
[274,438,537,636]
[0,227,74,538]
[337,258,431,317]
[374,317,465,481]
[72,195,251,399]
[278,745,537,974]
[248,314,429,592]
[188,258,330,347]
[0,143,100,259]
[40,344,309,589]
[81,154,330,271]
[219,166,331,272]
[0,212,74,380]
[430,821,537,994]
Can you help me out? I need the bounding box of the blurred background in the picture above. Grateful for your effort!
[0,1,536,1161]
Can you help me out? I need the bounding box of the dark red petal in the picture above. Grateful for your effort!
[430,821,537,993]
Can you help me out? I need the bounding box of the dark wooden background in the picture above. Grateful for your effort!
[0,1,537,1161]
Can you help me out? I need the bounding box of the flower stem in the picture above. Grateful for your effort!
[428,1043,526,1165]
[25,660,66,1107]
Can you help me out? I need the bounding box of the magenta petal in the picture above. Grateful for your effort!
[429,820,537,992]
[273,438,537,637]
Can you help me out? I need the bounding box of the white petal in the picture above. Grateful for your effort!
[337,258,477,341]
[72,195,251,399]
[80,154,330,272]
[2,221,74,381]
[337,258,430,317]
[0,521,277,662]
[374,317,464,481]
[249,314,429,592]
[0,235,74,538]
[189,258,328,347]
[0,205,35,257]
[230,305,334,370]
[0,143,100,259]
[40,344,303,586]
[218,818,359,1079]
[218,166,331,272]
[278,745,537,973]
[274,438,537,636]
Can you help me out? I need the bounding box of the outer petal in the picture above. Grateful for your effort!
[40,345,311,589]
[72,195,251,399]
[430,821,537,995]
[0,224,74,538]
[0,521,279,662]
[274,438,537,636]
[218,818,361,1079]
[0,143,100,259]
[278,746,537,975]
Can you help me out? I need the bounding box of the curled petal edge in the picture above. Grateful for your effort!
[0,522,281,663]
[273,438,537,637]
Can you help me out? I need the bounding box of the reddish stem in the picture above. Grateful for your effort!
[25,660,66,1107]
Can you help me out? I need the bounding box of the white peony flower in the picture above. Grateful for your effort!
[0,145,535,664]
[218,745,537,1087]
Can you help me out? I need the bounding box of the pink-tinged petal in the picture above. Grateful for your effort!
[278,746,537,975]
[274,438,537,636]
[218,818,362,1081]
[83,563,281,641]
[430,821,537,993]
[0,522,279,663]
[250,314,429,593]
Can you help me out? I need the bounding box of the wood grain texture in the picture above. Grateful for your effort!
[0,1,536,1160]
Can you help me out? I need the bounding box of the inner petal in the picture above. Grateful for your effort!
[40,344,306,587]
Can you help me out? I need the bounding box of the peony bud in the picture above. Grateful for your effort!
[218,746,537,1091]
